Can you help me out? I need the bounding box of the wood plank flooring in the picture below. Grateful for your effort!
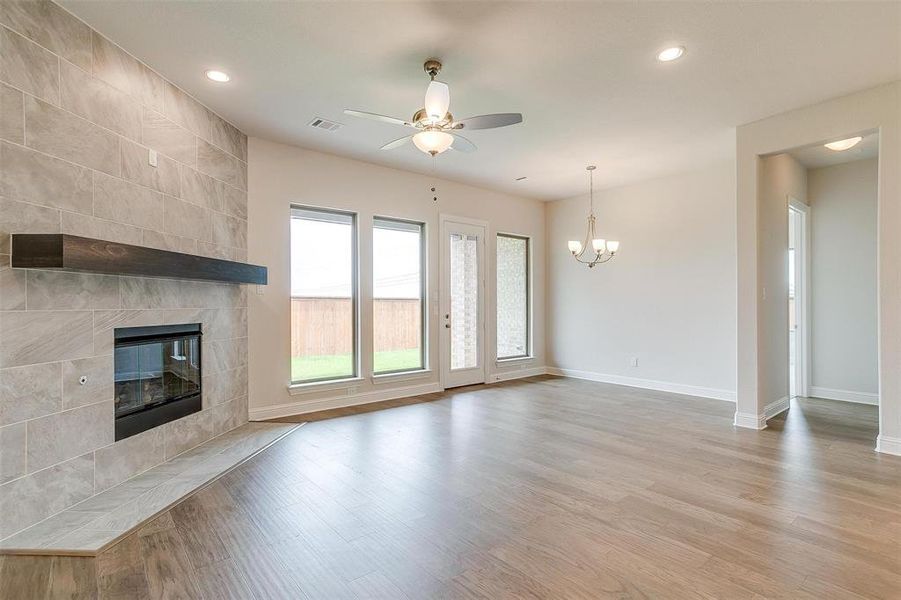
[2,376,898,599]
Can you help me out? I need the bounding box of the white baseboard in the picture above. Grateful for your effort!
[875,435,901,456]
[546,367,736,402]
[491,366,549,382]
[733,411,767,430]
[765,396,790,419]
[809,386,878,406]
[249,382,442,421]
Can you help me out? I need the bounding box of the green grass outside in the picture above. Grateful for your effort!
[291,348,422,382]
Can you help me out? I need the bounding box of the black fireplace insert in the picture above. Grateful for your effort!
[114,323,202,441]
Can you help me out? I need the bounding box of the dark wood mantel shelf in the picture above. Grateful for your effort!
[11,234,267,285]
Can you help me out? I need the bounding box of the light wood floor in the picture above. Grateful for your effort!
[2,376,899,599]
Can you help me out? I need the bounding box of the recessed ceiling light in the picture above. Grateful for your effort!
[205,70,230,83]
[657,46,685,62]
[824,136,862,151]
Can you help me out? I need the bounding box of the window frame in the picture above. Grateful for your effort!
[289,204,360,385]
[372,216,428,376]
[495,232,532,361]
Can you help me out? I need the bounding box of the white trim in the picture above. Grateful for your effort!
[496,356,535,365]
[809,386,879,405]
[492,366,548,382]
[788,198,811,398]
[287,377,364,396]
[546,367,736,402]
[251,382,441,421]
[875,435,901,456]
[765,396,790,418]
[371,369,432,385]
[733,411,767,430]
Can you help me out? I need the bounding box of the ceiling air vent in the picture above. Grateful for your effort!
[308,117,342,132]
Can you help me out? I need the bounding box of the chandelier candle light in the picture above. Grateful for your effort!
[567,165,619,268]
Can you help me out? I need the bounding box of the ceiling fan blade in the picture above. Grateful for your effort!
[453,113,523,130]
[380,135,414,150]
[449,133,477,153]
[344,109,414,127]
[424,81,450,122]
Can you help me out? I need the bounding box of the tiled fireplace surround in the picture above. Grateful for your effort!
[0,1,250,541]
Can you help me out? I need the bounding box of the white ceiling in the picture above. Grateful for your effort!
[788,133,879,169]
[61,1,900,200]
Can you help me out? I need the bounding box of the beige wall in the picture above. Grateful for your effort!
[545,162,737,399]
[735,82,900,455]
[0,1,248,539]
[247,137,546,418]
[808,159,878,400]
[757,153,806,409]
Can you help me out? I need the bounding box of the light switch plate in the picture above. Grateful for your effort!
[148,149,158,167]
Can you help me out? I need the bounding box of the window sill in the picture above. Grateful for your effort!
[288,377,364,396]
[371,369,433,385]
[496,356,534,365]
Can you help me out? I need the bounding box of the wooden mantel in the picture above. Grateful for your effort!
[11,234,267,285]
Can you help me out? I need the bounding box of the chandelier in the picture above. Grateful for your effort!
[567,165,619,268]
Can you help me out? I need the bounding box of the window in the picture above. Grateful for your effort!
[496,234,530,359]
[373,218,425,374]
[290,207,357,384]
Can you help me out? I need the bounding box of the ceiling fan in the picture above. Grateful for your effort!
[344,59,523,156]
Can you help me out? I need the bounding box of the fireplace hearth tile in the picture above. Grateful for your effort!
[0,421,300,555]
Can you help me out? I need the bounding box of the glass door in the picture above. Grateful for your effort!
[441,217,486,388]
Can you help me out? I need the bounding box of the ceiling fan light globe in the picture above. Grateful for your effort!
[413,130,454,155]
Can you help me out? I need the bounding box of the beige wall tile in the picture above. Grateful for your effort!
[164,408,213,459]
[0,310,93,368]
[0,196,60,254]
[179,165,224,212]
[0,421,26,484]
[0,253,26,310]
[211,395,246,437]
[211,211,247,249]
[93,171,165,231]
[141,230,197,254]
[119,277,181,310]
[142,107,195,166]
[0,82,24,143]
[210,113,247,161]
[24,96,120,176]
[0,0,92,70]
[222,183,247,220]
[0,453,94,538]
[0,362,61,426]
[59,59,142,140]
[203,337,247,376]
[62,354,113,410]
[197,139,242,188]
[196,242,232,261]
[164,194,211,241]
[0,140,92,214]
[26,270,119,310]
[233,248,247,262]
[26,400,113,472]
[163,81,210,140]
[61,211,144,246]
[94,427,165,493]
[120,137,180,197]
[0,25,59,104]
[91,32,163,111]
[200,308,246,342]
[202,364,247,408]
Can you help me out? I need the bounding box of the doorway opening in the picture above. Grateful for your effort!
[767,133,880,446]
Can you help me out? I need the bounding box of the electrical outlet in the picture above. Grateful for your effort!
[148,149,158,167]
[630,357,639,367]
